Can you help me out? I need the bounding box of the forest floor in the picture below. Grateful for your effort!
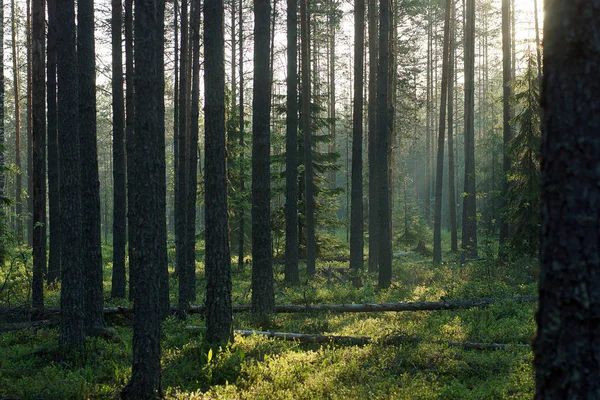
[0,240,538,399]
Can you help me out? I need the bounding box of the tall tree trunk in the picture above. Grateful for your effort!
[172,0,179,239]
[376,0,391,288]
[461,0,477,258]
[79,0,105,334]
[125,0,134,300]
[284,0,299,284]
[328,10,336,189]
[425,8,431,227]
[176,0,190,318]
[31,0,45,310]
[300,0,316,277]
[11,0,22,243]
[57,0,85,352]
[26,0,33,248]
[46,0,60,284]
[252,0,275,313]
[156,0,169,318]
[498,0,512,257]
[187,0,200,304]
[433,0,452,266]
[0,0,4,267]
[121,0,163,395]
[367,0,378,272]
[350,0,365,276]
[237,0,245,270]
[447,2,457,253]
[111,0,127,299]
[534,1,600,396]
[204,0,233,344]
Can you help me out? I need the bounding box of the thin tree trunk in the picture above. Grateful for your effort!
[533,0,541,78]
[447,3,457,253]
[11,0,22,243]
[111,0,127,299]
[461,0,477,258]
[534,1,600,396]
[328,10,336,189]
[424,6,431,227]
[56,0,85,352]
[120,0,163,394]
[237,0,245,270]
[433,0,452,266]
[284,0,299,284]
[367,0,378,272]
[300,0,316,277]
[0,0,4,267]
[172,0,179,239]
[176,0,190,318]
[350,0,365,277]
[46,0,60,284]
[124,0,134,300]
[498,0,512,257]
[31,0,45,310]
[204,0,233,344]
[26,0,33,248]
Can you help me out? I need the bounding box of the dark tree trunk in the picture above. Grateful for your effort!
[252,0,275,313]
[237,0,245,270]
[111,0,127,299]
[447,4,457,253]
[425,9,431,227]
[176,0,190,318]
[172,0,179,239]
[124,0,134,300]
[350,0,365,276]
[187,0,200,303]
[26,0,33,248]
[367,0,378,272]
[46,0,60,284]
[432,0,452,266]
[204,0,233,344]
[284,0,299,284]
[78,0,105,334]
[31,0,45,310]
[534,1,600,397]
[300,0,316,277]
[498,0,512,257]
[376,0,391,288]
[120,0,163,396]
[11,0,22,243]
[461,0,477,258]
[156,0,169,319]
[0,0,4,266]
[56,0,85,351]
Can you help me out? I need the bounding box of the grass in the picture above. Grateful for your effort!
[0,237,538,399]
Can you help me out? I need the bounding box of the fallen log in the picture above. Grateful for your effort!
[0,319,59,333]
[186,326,530,350]
[0,296,537,318]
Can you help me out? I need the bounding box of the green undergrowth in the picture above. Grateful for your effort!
[0,240,538,399]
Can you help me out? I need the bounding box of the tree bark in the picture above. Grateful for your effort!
[0,0,4,267]
[56,0,85,352]
[300,0,316,277]
[252,0,275,313]
[284,0,299,284]
[447,3,457,253]
[78,0,105,334]
[11,0,22,243]
[121,0,163,395]
[204,0,233,344]
[111,0,127,299]
[534,1,600,397]
[350,0,365,276]
[376,0,391,288]
[367,0,378,272]
[31,0,45,310]
[461,0,477,258]
[432,0,453,265]
[172,0,179,239]
[532,0,541,77]
[26,0,33,248]
[498,0,512,257]
[124,0,134,300]
[237,0,246,270]
[46,0,60,284]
